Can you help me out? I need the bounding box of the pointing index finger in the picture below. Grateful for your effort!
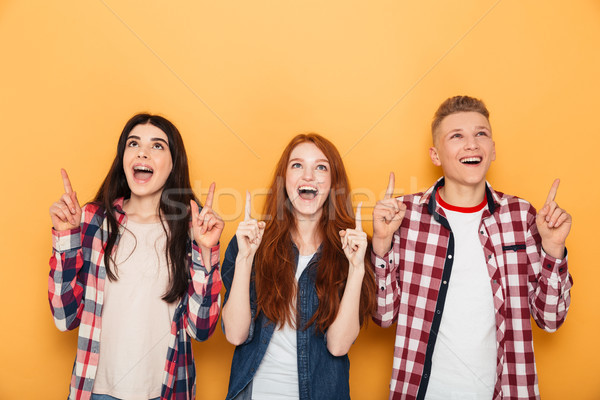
[355,202,363,231]
[61,168,73,194]
[384,172,395,199]
[545,179,560,205]
[205,182,215,209]
[245,191,251,221]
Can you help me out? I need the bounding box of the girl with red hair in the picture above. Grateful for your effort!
[221,133,376,400]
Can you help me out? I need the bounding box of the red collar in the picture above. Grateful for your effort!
[435,190,487,213]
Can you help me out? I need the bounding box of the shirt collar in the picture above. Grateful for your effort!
[113,197,126,215]
[421,177,500,216]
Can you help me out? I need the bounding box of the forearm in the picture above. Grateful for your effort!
[48,227,85,331]
[186,243,222,341]
[326,267,364,356]
[222,255,254,345]
[371,244,400,327]
[529,249,572,332]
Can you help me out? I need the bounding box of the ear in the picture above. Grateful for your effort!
[429,147,442,166]
[491,140,496,162]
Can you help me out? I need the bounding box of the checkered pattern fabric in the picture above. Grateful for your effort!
[48,199,222,400]
[372,178,572,400]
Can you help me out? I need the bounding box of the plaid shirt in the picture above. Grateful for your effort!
[48,199,222,400]
[372,178,572,400]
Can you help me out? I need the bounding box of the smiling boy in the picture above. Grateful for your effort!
[372,96,573,400]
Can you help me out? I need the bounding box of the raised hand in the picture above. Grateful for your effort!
[339,202,368,272]
[372,172,406,256]
[49,169,82,231]
[536,179,572,259]
[191,182,224,249]
[235,191,266,260]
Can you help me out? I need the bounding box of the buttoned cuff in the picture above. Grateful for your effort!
[371,248,393,278]
[540,247,569,279]
[191,241,220,270]
[52,227,81,252]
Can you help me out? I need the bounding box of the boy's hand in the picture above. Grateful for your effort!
[49,169,82,231]
[339,202,367,274]
[372,172,406,257]
[191,182,224,249]
[536,179,571,259]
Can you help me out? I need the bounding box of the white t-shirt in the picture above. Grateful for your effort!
[426,194,497,400]
[93,219,177,400]
[251,253,314,400]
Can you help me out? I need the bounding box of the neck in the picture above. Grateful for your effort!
[292,215,322,256]
[439,179,486,208]
[123,192,162,223]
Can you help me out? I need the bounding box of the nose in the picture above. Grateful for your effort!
[137,147,148,159]
[301,167,315,181]
[464,135,479,150]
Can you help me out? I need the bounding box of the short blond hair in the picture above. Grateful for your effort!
[432,96,490,143]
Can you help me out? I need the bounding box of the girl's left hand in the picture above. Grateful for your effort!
[339,202,367,273]
[191,182,224,249]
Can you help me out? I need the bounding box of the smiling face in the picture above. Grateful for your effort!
[122,123,173,200]
[430,111,496,189]
[285,141,332,220]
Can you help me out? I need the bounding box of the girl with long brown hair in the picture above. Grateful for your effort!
[48,113,223,400]
[221,133,376,400]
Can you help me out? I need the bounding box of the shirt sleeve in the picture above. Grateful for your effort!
[526,210,573,332]
[371,232,401,328]
[183,240,223,341]
[48,221,86,332]
[221,236,257,344]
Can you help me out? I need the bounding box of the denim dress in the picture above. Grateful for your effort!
[222,237,351,400]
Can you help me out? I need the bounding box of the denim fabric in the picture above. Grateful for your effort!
[222,237,351,400]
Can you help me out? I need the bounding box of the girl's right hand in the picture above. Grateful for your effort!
[49,169,82,231]
[235,191,265,260]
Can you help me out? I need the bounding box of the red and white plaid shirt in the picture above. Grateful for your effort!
[372,178,572,400]
[48,199,222,400]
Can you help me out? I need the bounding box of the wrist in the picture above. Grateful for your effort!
[372,236,393,258]
[541,241,566,259]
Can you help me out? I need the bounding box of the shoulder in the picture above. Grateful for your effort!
[492,189,536,215]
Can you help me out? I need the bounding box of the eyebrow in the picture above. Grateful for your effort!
[289,158,330,163]
[127,135,169,146]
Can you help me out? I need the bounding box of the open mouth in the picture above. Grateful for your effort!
[460,156,482,165]
[297,185,318,200]
[133,164,154,181]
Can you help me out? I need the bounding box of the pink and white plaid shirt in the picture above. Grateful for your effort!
[372,178,572,400]
[48,199,222,400]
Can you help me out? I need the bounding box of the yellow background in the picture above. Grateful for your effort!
[1,1,598,398]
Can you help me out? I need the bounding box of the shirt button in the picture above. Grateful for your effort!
[488,254,492,260]
[436,310,441,315]
[381,287,385,291]
[480,230,484,235]
[559,268,565,273]
[423,373,429,379]
[546,264,552,269]
[448,254,452,259]
[188,252,192,257]
[380,264,385,268]
[442,280,447,285]
[493,279,498,284]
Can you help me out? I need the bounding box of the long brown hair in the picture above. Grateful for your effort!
[94,113,198,303]
[254,133,376,333]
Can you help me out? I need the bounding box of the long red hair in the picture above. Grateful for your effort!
[254,133,376,333]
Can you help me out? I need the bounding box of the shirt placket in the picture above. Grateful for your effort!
[480,212,507,399]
